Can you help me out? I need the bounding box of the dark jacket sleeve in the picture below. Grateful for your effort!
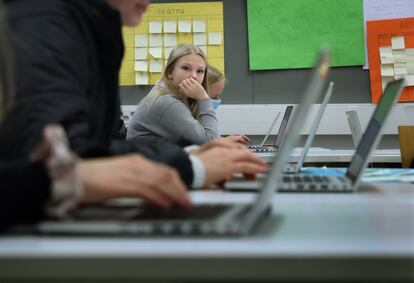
[0,160,50,231]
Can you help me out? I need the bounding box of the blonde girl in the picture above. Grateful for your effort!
[127,44,220,145]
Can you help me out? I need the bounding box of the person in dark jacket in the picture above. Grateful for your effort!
[0,0,191,230]
[0,0,267,189]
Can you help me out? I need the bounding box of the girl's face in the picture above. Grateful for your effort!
[208,80,225,99]
[168,54,206,86]
[107,0,150,27]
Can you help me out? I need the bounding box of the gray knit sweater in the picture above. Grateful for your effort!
[126,84,220,145]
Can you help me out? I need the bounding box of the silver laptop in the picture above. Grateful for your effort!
[248,105,293,153]
[29,49,330,237]
[346,110,363,148]
[280,78,405,192]
[247,111,281,149]
[284,81,334,173]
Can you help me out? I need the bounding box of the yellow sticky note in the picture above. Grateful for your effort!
[380,64,394,77]
[193,33,206,46]
[208,32,222,45]
[407,62,414,73]
[394,63,407,75]
[135,60,148,72]
[150,59,163,73]
[380,47,393,64]
[149,47,162,59]
[393,49,406,64]
[149,21,162,33]
[178,20,192,33]
[135,47,148,60]
[164,34,177,47]
[193,19,206,33]
[163,20,177,33]
[135,34,148,47]
[136,72,149,85]
[391,36,405,50]
[149,34,163,47]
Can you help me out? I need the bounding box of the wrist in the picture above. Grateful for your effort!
[39,125,84,218]
[47,160,83,218]
[197,90,209,100]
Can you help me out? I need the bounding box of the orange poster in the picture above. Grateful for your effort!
[367,18,414,103]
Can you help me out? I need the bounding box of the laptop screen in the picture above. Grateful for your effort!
[241,49,330,232]
[273,105,293,148]
[295,81,334,171]
[259,111,281,147]
[346,110,363,148]
[346,79,405,182]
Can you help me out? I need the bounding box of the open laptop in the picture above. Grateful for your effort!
[248,105,293,153]
[346,110,363,148]
[247,111,281,149]
[280,78,405,192]
[284,81,334,173]
[27,49,330,237]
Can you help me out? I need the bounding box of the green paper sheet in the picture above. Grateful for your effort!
[247,0,364,70]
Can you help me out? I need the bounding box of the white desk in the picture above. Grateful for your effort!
[0,184,413,282]
[258,148,401,163]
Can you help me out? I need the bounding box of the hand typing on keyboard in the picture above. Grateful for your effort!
[193,140,268,188]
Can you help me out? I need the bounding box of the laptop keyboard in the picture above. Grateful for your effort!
[72,204,233,221]
[44,203,253,236]
[134,204,233,220]
[280,175,353,192]
[248,145,276,153]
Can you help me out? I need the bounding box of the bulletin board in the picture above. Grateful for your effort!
[247,0,364,70]
[367,17,414,103]
[119,2,224,86]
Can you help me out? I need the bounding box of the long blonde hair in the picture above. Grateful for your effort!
[142,44,208,118]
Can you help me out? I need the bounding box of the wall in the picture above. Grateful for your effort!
[120,0,372,105]
[120,0,409,150]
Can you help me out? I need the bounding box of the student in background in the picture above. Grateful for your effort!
[0,0,267,195]
[206,64,225,110]
[127,44,220,145]
[206,65,250,145]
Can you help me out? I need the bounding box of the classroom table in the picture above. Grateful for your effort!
[257,147,401,164]
[0,183,412,282]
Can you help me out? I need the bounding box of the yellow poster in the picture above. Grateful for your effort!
[120,2,224,86]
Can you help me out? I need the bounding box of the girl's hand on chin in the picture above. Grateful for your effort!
[179,78,209,100]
